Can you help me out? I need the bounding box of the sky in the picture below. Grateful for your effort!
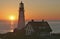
[0,0,60,21]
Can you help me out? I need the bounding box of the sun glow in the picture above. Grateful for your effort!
[9,16,15,21]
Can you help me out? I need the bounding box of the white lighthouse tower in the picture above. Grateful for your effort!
[17,1,25,30]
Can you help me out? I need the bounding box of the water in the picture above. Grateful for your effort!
[0,20,60,34]
[0,20,17,34]
[48,20,60,33]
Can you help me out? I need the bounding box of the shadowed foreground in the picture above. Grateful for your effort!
[0,31,60,39]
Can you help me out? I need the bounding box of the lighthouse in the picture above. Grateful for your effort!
[17,1,25,30]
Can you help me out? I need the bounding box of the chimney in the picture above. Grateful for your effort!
[31,19,34,22]
[42,19,44,22]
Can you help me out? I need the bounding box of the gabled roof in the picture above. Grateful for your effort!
[26,20,52,32]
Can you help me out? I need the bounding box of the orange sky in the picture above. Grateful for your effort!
[0,0,60,21]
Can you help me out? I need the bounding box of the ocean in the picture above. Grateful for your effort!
[48,20,60,33]
[0,20,60,34]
